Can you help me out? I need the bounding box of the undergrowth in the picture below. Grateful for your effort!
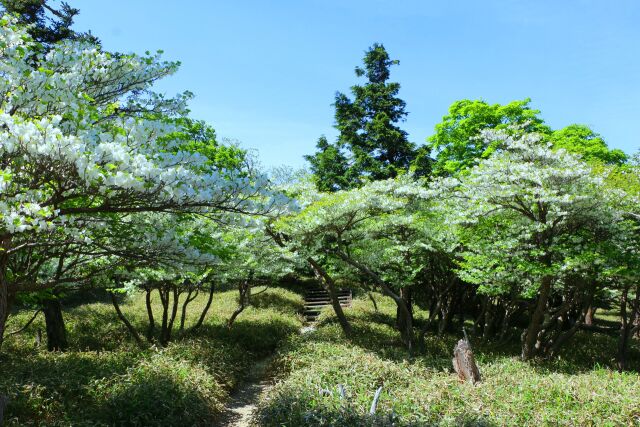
[254,295,640,426]
[0,286,303,426]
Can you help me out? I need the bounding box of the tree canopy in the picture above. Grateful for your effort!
[305,43,430,191]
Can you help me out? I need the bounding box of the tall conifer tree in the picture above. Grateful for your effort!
[306,43,430,191]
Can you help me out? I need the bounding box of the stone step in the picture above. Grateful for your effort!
[305,289,350,294]
[303,288,352,322]
[305,298,349,303]
[305,294,351,299]
[304,300,350,306]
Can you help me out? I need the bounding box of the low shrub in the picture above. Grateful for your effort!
[1,286,303,425]
[254,293,640,426]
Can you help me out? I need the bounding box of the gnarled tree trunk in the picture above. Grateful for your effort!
[522,275,552,361]
[228,274,252,328]
[616,286,639,371]
[192,284,215,331]
[334,250,414,352]
[43,298,68,351]
[307,257,353,336]
[180,289,198,331]
[396,287,413,334]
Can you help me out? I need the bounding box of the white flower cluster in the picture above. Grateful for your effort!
[0,14,287,237]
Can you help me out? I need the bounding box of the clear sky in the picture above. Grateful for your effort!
[73,0,640,169]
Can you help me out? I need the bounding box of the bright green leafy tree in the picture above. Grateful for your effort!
[427,98,550,176]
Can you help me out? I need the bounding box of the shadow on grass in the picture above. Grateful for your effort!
[251,290,304,314]
[193,317,301,356]
[0,349,140,425]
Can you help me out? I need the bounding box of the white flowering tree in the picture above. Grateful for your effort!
[215,223,294,328]
[0,16,286,347]
[442,129,627,360]
[274,176,437,351]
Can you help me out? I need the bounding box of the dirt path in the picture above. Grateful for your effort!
[218,357,273,427]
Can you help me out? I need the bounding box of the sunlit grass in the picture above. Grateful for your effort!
[255,293,640,426]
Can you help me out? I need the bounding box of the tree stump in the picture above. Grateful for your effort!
[452,338,481,385]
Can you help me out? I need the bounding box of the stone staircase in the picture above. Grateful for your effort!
[303,287,352,322]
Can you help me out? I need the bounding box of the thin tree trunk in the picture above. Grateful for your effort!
[547,292,592,358]
[192,284,215,331]
[482,298,495,340]
[42,298,68,351]
[631,286,640,339]
[228,276,252,328]
[0,234,11,350]
[368,292,378,312]
[617,286,630,371]
[159,288,170,346]
[397,287,413,332]
[180,289,198,331]
[265,226,353,336]
[166,286,179,342]
[307,257,353,336]
[145,289,155,341]
[110,293,143,346]
[522,275,552,361]
[7,310,41,336]
[438,295,456,336]
[334,250,414,351]
[584,305,596,326]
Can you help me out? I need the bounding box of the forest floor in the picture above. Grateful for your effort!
[2,287,639,426]
[219,325,318,426]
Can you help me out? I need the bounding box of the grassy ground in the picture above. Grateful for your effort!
[254,294,640,426]
[0,286,304,426]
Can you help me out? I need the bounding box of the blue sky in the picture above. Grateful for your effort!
[74,1,640,168]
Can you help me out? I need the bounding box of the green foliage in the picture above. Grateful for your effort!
[0,0,96,46]
[160,117,247,172]
[304,136,353,192]
[306,44,430,191]
[427,98,550,176]
[444,130,624,296]
[550,124,628,165]
[90,353,224,426]
[427,99,628,176]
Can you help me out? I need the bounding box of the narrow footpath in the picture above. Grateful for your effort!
[219,297,326,427]
[218,357,273,427]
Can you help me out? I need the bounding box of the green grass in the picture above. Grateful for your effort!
[3,287,639,426]
[0,286,304,426]
[255,295,640,426]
